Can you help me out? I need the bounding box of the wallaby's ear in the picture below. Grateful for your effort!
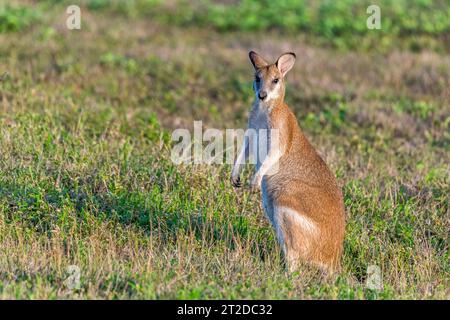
[276,52,296,77]
[249,51,269,70]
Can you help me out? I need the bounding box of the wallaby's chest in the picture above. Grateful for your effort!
[248,105,271,130]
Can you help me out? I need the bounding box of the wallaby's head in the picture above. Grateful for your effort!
[249,51,296,105]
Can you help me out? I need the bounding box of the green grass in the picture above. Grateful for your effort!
[0,4,40,33]
[3,0,450,51]
[0,1,448,299]
[55,0,450,51]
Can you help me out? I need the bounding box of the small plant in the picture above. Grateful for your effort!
[0,5,39,33]
[393,100,436,120]
[100,53,139,74]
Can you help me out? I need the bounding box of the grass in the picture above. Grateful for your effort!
[0,3,39,33]
[146,0,450,51]
[0,1,449,299]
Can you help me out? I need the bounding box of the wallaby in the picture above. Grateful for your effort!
[231,51,346,272]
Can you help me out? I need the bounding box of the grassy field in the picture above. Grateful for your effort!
[0,0,449,299]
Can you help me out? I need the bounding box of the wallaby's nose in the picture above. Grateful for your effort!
[258,91,267,100]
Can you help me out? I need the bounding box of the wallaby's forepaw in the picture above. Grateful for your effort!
[250,174,262,191]
[231,175,242,188]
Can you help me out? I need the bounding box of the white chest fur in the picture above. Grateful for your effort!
[248,105,271,170]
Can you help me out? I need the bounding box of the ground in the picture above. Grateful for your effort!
[0,1,448,299]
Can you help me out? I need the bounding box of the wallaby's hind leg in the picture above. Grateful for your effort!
[284,248,302,273]
[273,206,320,272]
[272,205,343,274]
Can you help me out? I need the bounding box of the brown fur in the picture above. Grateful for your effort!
[232,51,346,272]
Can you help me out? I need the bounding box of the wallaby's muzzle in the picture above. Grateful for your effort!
[258,91,267,100]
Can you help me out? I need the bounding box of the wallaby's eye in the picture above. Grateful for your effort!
[255,76,260,83]
[273,78,279,84]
